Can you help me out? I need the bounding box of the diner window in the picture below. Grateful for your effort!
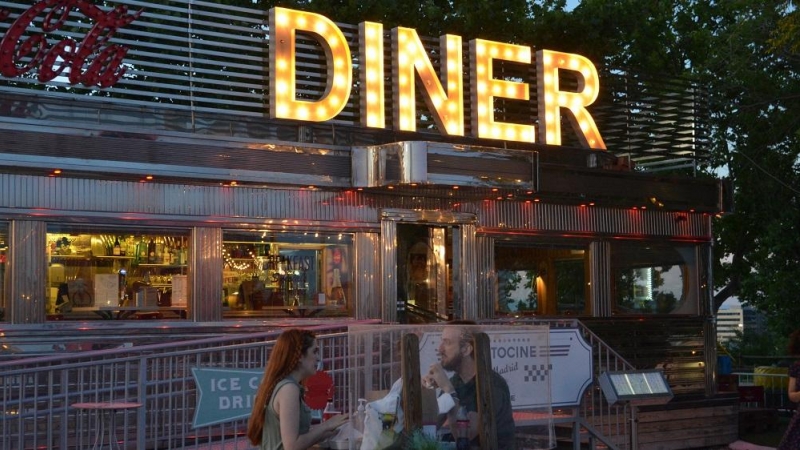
[611,242,697,315]
[0,222,7,322]
[495,241,590,316]
[222,231,353,319]
[46,225,190,321]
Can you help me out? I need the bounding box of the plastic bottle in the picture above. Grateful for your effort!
[323,398,336,421]
[354,398,367,433]
[455,406,470,450]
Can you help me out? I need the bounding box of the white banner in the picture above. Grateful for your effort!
[419,327,591,408]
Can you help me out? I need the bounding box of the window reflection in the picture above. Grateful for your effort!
[612,243,695,314]
[495,242,589,316]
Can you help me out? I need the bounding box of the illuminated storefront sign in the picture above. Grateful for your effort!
[270,7,605,149]
[0,3,605,149]
[0,0,142,88]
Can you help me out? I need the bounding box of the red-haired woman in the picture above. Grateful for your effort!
[779,329,800,450]
[247,329,348,449]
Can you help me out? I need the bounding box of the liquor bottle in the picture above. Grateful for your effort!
[138,236,148,263]
[112,237,121,256]
[147,238,156,263]
[180,243,188,266]
[175,241,183,265]
[162,241,172,265]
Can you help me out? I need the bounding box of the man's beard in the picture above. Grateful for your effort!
[441,352,462,372]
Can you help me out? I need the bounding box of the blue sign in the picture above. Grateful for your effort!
[192,367,264,428]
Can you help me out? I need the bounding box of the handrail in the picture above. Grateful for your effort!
[0,322,363,449]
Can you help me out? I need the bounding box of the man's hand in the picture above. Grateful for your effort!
[425,362,454,393]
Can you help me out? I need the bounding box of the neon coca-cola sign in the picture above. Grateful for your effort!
[0,0,142,88]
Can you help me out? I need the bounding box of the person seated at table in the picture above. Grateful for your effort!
[424,321,516,449]
[247,329,348,450]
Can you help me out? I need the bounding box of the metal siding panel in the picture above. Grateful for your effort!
[191,227,222,322]
[1,173,710,240]
[460,223,477,320]
[8,220,47,324]
[354,232,380,320]
[380,218,397,323]
[589,241,611,317]
[476,236,495,319]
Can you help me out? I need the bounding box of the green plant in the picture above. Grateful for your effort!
[404,429,444,450]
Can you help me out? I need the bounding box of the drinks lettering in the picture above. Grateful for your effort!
[0,0,143,88]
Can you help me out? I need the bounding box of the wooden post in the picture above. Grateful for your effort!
[474,332,498,450]
[401,333,422,433]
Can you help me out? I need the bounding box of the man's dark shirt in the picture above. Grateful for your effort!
[451,371,516,449]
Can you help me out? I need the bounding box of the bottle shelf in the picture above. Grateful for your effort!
[138,264,187,268]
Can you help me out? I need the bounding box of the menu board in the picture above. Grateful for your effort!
[172,275,188,307]
[94,274,119,306]
[599,370,673,406]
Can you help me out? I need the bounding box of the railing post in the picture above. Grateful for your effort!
[137,355,147,450]
[474,332,498,450]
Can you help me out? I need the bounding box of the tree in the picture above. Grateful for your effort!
[553,0,799,335]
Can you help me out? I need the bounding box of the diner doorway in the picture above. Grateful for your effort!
[396,223,451,323]
[381,209,475,324]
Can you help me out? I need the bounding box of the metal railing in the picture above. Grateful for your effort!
[0,319,633,450]
[0,323,357,449]
[733,371,795,412]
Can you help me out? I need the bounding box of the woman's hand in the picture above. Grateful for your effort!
[324,413,350,434]
[317,414,349,442]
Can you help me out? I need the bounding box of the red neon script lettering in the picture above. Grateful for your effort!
[0,0,142,88]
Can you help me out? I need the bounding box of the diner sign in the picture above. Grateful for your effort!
[270,7,606,149]
[0,3,605,149]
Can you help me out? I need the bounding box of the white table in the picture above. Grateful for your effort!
[72,401,142,449]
